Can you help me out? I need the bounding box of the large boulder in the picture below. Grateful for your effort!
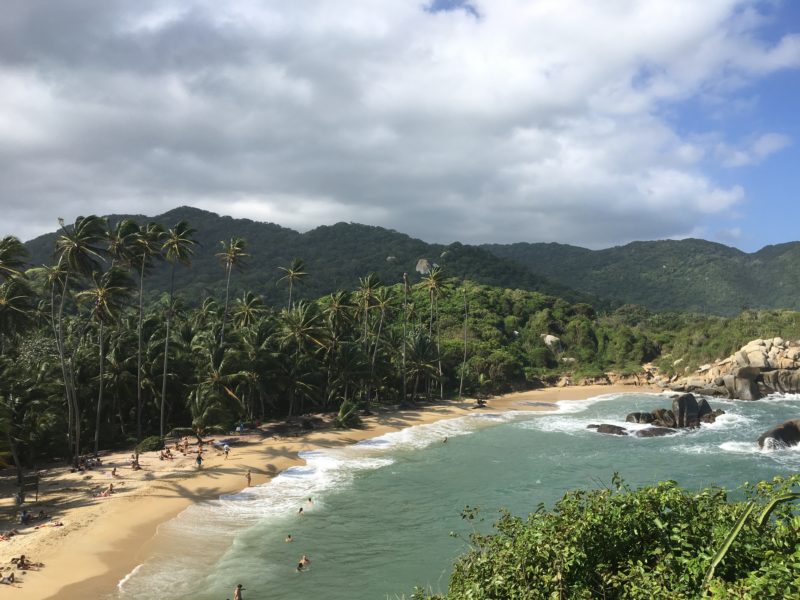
[625,412,654,424]
[635,427,677,438]
[587,424,628,436]
[732,367,761,400]
[757,420,800,449]
[672,393,700,428]
[651,408,676,428]
[697,398,713,419]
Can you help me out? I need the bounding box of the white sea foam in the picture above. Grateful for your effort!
[117,564,143,590]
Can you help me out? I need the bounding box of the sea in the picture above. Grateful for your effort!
[112,392,800,599]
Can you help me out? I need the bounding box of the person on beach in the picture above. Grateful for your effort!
[97,483,114,497]
[195,453,203,469]
[19,510,30,525]
[245,469,251,486]
[233,583,245,600]
[285,534,293,542]
[223,443,231,459]
[0,572,14,585]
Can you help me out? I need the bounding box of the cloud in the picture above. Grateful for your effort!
[716,132,793,167]
[0,0,797,248]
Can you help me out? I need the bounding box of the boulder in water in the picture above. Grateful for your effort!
[672,393,700,428]
[651,408,677,428]
[625,412,654,424]
[587,424,628,436]
[635,427,676,438]
[757,420,800,449]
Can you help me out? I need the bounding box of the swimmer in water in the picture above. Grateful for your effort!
[297,507,303,516]
[285,534,293,542]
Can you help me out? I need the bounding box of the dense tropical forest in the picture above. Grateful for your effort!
[4,213,800,480]
[485,238,800,315]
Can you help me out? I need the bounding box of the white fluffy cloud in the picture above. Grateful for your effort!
[0,0,797,246]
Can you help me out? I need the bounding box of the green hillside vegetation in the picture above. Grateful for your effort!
[485,239,800,316]
[413,475,800,599]
[24,207,591,307]
[5,215,800,481]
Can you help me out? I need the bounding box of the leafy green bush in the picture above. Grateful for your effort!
[335,399,362,428]
[136,435,164,453]
[417,476,800,599]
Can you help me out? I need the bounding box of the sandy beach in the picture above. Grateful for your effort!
[0,384,652,599]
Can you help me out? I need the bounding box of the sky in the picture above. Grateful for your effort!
[0,0,799,251]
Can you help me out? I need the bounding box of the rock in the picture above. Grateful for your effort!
[625,412,654,424]
[757,420,800,449]
[700,409,725,424]
[745,350,769,369]
[635,427,676,438]
[672,393,700,427]
[697,398,713,419]
[734,350,750,367]
[732,367,761,400]
[541,335,562,351]
[651,408,676,428]
[587,424,628,436]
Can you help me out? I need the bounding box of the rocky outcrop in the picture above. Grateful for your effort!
[757,420,800,449]
[670,337,800,400]
[590,394,723,438]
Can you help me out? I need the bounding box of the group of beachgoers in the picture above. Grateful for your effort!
[225,494,316,596]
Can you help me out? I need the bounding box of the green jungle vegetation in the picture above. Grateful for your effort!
[485,239,800,316]
[413,475,800,599]
[4,215,800,478]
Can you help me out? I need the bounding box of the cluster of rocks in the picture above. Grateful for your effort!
[587,393,725,438]
[670,337,800,400]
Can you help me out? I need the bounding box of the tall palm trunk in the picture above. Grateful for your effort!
[288,280,293,310]
[402,273,408,404]
[136,253,146,442]
[220,264,232,345]
[436,295,443,400]
[94,321,105,456]
[55,269,80,465]
[367,310,385,414]
[160,264,176,439]
[459,286,468,399]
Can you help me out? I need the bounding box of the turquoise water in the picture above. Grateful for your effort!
[115,393,800,599]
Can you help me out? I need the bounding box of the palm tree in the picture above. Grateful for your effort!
[402,272,409,404]
[232,291,265,330]
[460,282,469,399]
[77,267,132,455]
[106,219,139,268]
[278,301,326,417]
[0,236,28,282]
[277,258,308,309]
[132,222,165,442]
[366,287,394,413]
[216,237,248,345]
[159,220,196,438]
[54,215,107,465]
[406,329,439,403]
[420,266,445,399]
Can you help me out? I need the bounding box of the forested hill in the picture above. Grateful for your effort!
[23,206,589,307]
[484,239,800,316]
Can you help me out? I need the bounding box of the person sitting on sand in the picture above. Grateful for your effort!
[97,483,114,498]
[0,572,14,584]
[111,467,119,478]
[14,555,31,570]
[285,534,293,542]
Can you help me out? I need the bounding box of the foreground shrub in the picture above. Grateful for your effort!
[136,435,164,453]
[416,475,800,599]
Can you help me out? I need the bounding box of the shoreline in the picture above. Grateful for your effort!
[0,384,654,599]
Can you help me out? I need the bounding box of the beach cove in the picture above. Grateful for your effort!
[0,384,645,599]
